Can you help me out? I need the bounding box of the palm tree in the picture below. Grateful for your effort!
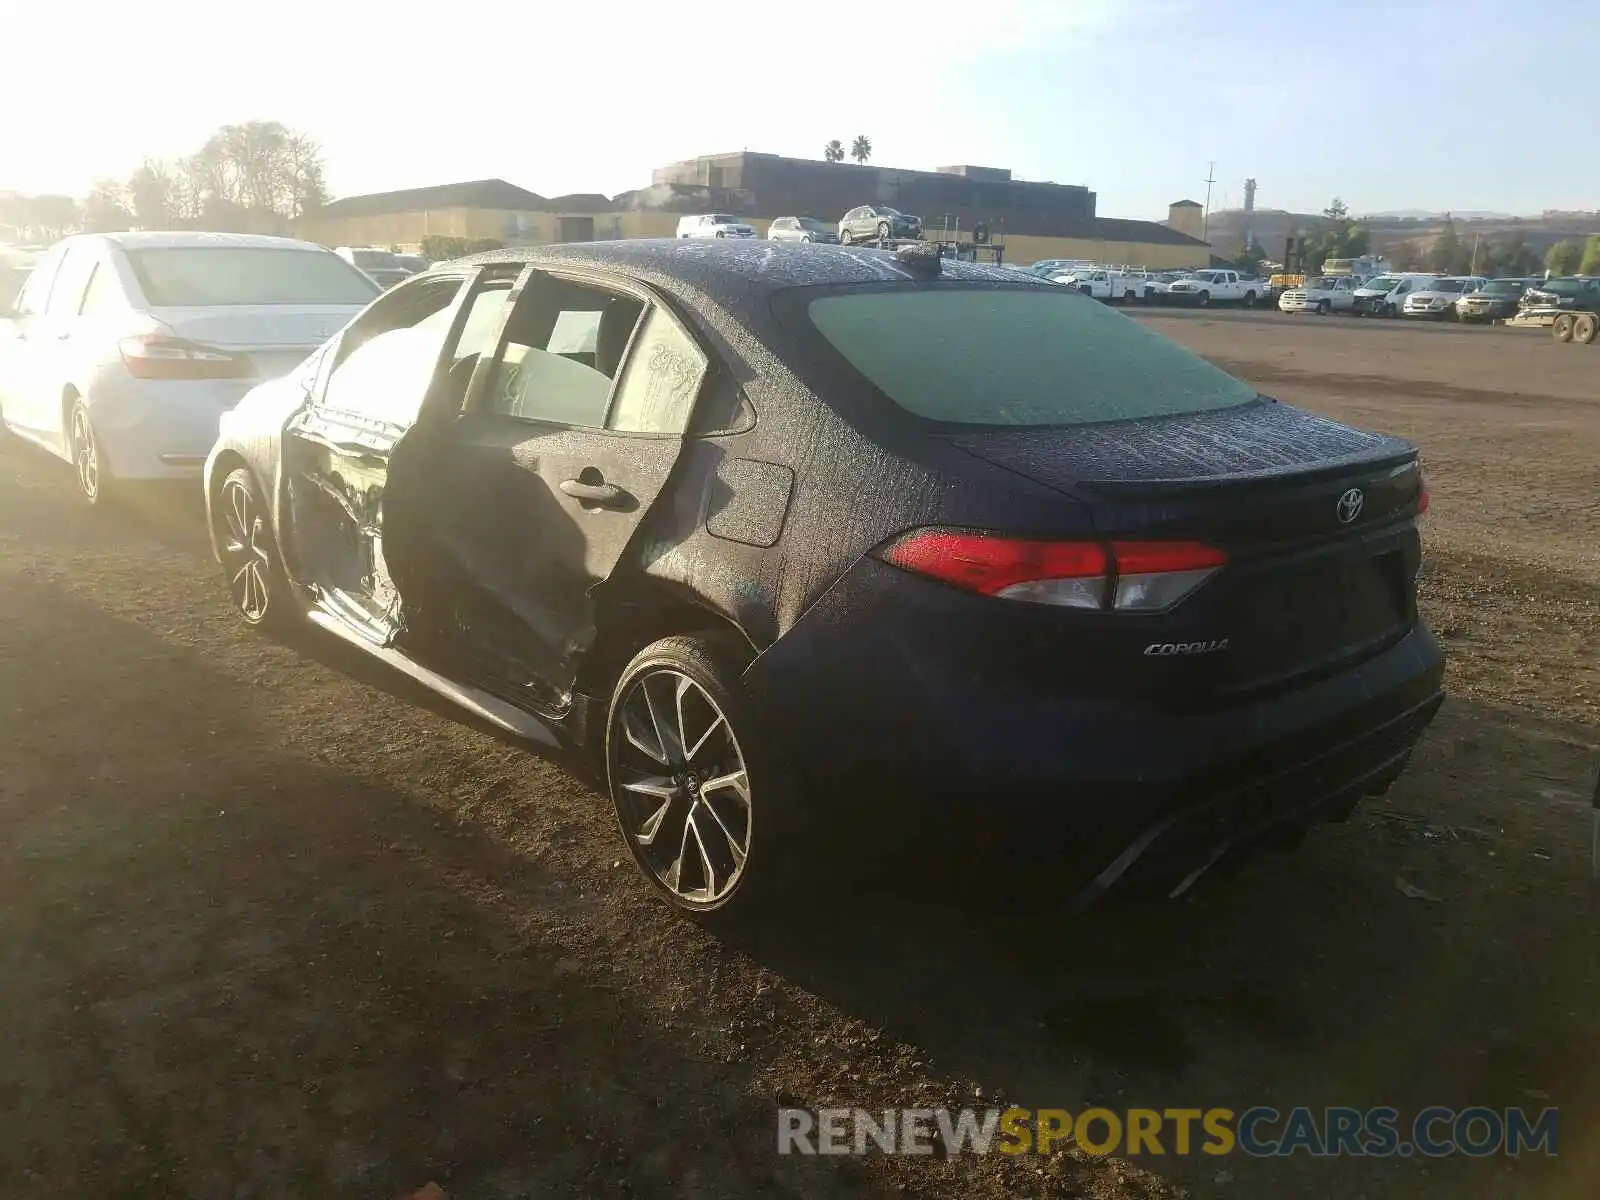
[850,135,872,164]
[823,140,845,163]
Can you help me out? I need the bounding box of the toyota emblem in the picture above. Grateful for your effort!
[1336,487,1365,524]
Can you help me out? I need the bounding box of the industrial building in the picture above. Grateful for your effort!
[298,151,1213,270]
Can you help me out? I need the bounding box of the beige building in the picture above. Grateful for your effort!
[299,157,1212,271]
[1165,199,1206,243]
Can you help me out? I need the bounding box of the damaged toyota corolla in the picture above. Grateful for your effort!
[204,239,1443,919]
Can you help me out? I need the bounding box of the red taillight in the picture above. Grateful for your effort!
[875,529,1226,611]
[878,530,1107,596]
[118,334,253,380]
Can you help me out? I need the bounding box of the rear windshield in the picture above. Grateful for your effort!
[350,249,400,268]
[1433,279,1467,293]
[1539,278,1585,296]
[801,285,1258,427]
[127,247,380,306]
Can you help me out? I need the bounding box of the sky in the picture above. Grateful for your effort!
[6,0,1598,220]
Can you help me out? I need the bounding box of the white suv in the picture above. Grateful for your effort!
[1403,276,1487,318]
[1278,276,1359,315]
[676,214,757,240]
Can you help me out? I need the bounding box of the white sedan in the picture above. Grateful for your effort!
[0,231,379,503]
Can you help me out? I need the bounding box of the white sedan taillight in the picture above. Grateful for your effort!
[118,334,253,381]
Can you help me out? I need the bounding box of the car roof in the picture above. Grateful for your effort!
[456,238,1037,300]
[65,231,333,253]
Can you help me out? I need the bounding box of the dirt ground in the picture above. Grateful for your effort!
[1,311,1596,1199]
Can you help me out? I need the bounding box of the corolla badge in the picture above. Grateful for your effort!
[1336,487,1365,524]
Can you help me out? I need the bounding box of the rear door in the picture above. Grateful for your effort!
[387,265,707,713]
[27,244,100,450]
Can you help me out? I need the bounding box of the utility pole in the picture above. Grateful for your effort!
[1470,232,1482,274]
[1202,161,1216,243]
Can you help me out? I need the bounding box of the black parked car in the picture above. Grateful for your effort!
[205,239,1442,919]
[1455,278,1533,322]
[1519,275,1600,312]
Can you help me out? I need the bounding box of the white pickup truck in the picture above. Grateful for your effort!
[1165,269,1264,307]
[1277,275,1360,315]
[1052,267,1146,302]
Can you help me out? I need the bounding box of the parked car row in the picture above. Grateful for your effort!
[1276,272,1563,323]
[0,235,1442,922]
[676,204,925,246]
[1039,263,1272,307]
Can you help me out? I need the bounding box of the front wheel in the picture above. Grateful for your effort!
[606,632,793,920]
[216,467,292,629]
[876,222,891,242]
[1316,300,1331,316]
[1553,314,1575,343]
[1242,291,1256,308]
[839,229,853,245]
[1196,290,1211,307]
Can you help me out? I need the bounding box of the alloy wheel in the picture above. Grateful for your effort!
[613,668,752,908]
[219,476,274,624]
[70,406,100,501]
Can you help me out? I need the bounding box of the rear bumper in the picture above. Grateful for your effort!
[749,557,1445,896]
[90,373,255,480]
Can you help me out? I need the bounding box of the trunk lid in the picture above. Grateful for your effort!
[947,401,1425,704]
[150,303,364,381]
[150,304,364,349]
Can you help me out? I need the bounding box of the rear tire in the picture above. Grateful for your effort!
[1554,314,1575,343]
[216,466,293,630]
[68,400,112,506]
[876,221,891,243]
[839,229,853,245]
[1242,290,1256,308]
[1574,313,1597,345]
[606,631,796,923]
[1316,300,1331,316]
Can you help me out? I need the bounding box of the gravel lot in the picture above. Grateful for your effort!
[1,310,1596,1199]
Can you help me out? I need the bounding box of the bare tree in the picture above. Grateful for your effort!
[138,122,331,229]
[127,159,177,229]
[27,195,82,240]
[850,135,872,164]
[280,132,330,217]
[82,178,132,232]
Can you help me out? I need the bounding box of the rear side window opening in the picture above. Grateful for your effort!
[792,284,1258,427]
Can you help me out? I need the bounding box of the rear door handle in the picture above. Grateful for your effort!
[559,477,627,507]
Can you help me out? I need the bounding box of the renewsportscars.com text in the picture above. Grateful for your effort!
[777,1105,1558,1158]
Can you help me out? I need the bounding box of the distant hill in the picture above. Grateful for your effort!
[1359,209,1518,220]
